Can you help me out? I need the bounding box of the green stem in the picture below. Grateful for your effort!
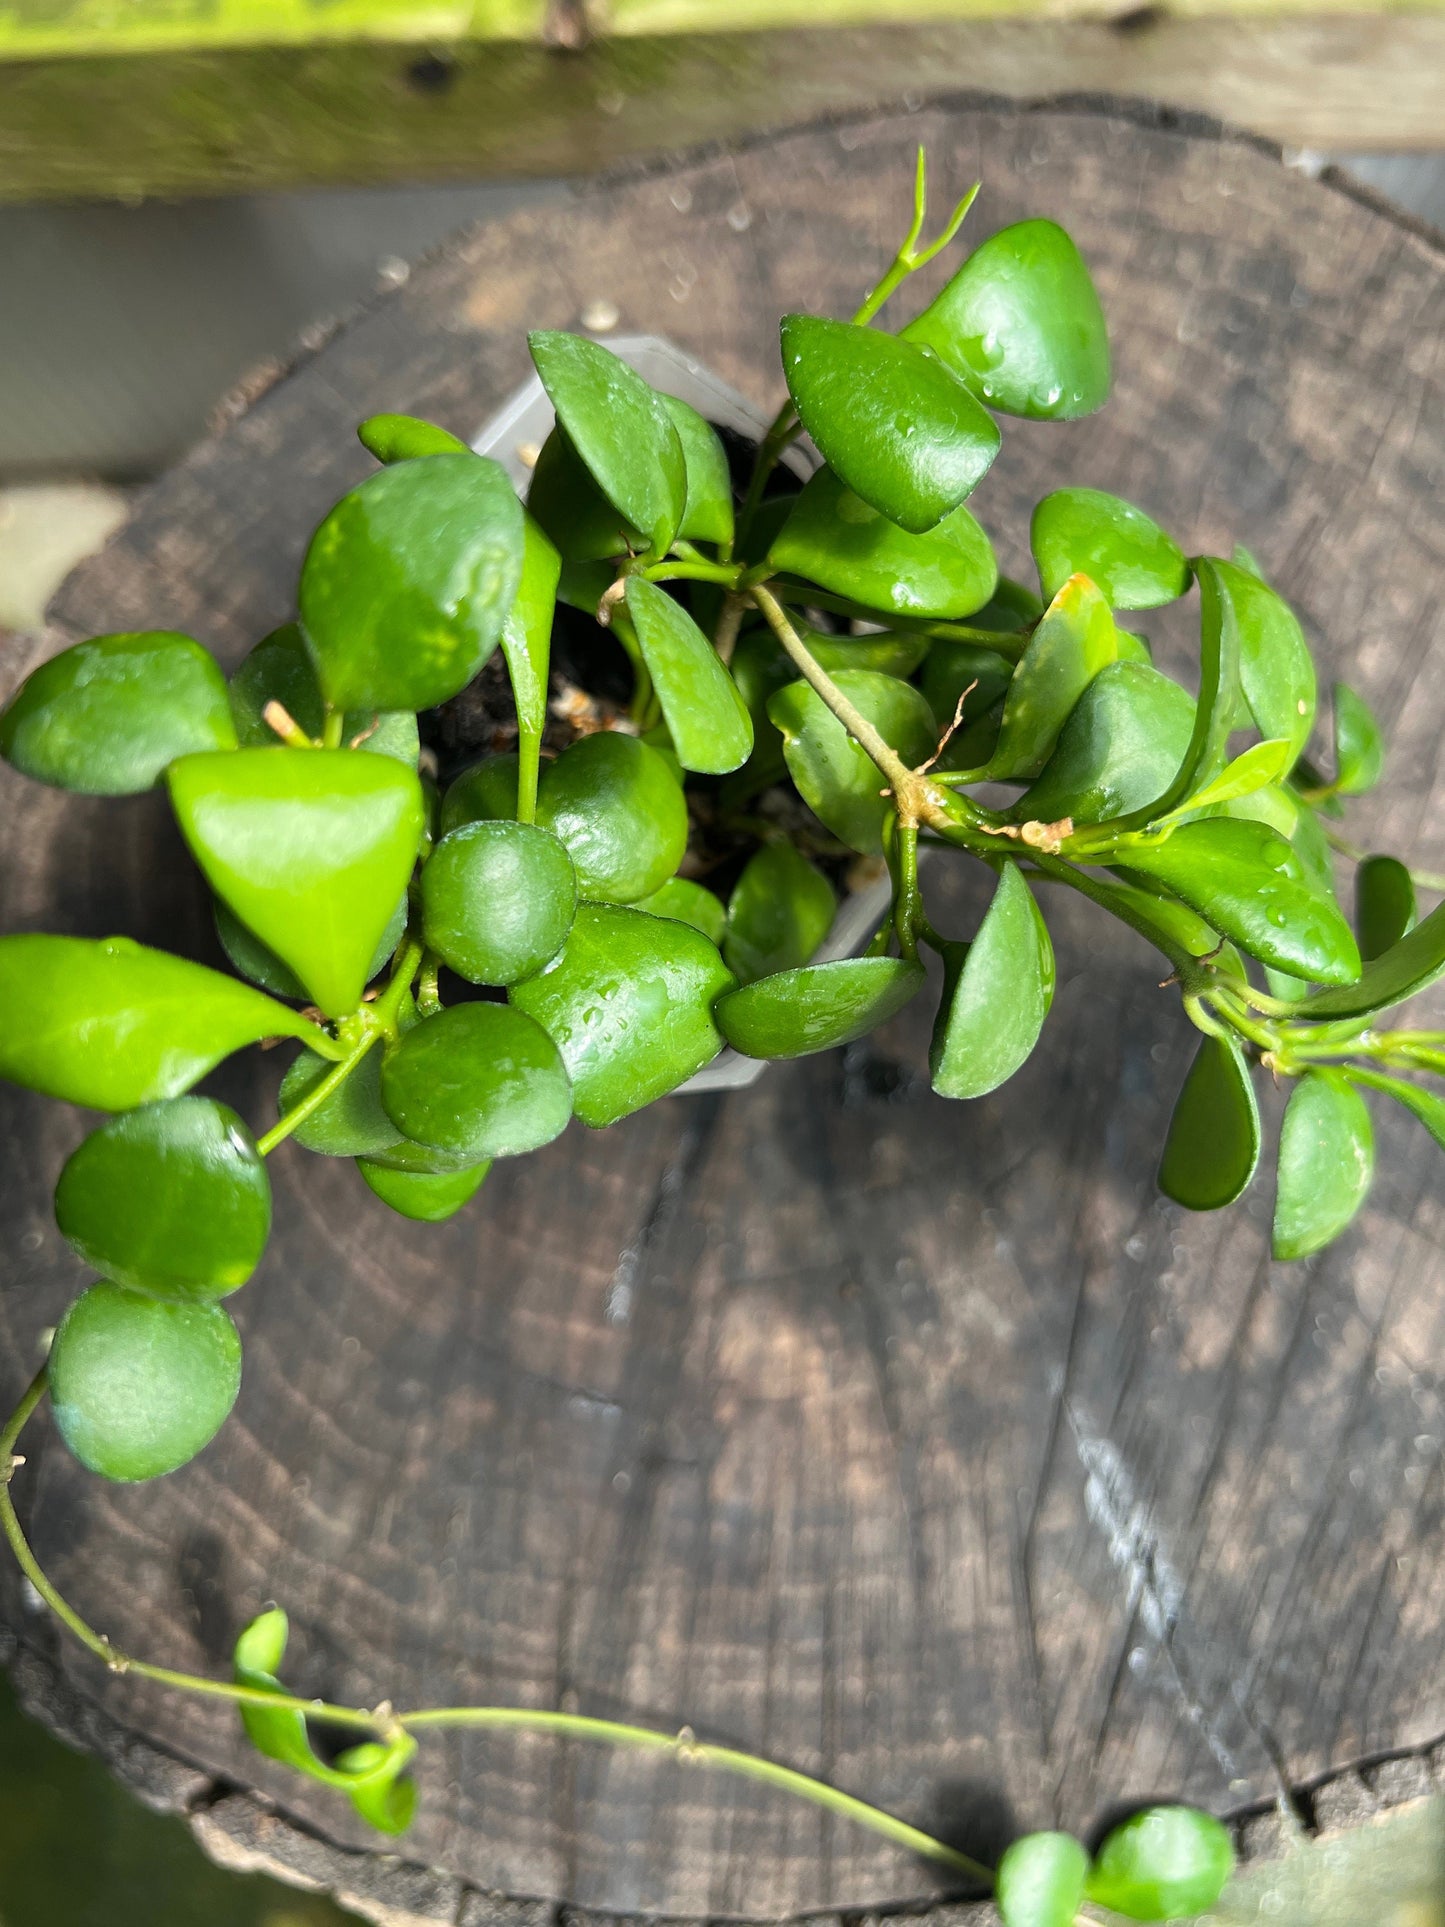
[515,725,542,825]
[889,819,923,961]
[321,709,345,750]
[255,1024,381,1157]
[643,559,743,588]
[1023,854,1201,981]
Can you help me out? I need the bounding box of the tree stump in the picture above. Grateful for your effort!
[2,97,1444,1927]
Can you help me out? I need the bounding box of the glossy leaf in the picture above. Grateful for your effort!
[769,466,997,620]
[808,629,931,679]
[510,903,733,1125]
[1333,682,1384,794]
[780,313,999,533]
[995,1831,1091,1927]
[299,452,524,711]
[973,575,1043,632]
[380,1003,572,1160]
[918,639,1013,770]
[930,865,1054,1097]
[528,331,686,557]
[768,669,937,854]
[1211,556,1315,759]
[1031,489,1189,609]
[624,577,754,774]
[230,624,421,765]
[1158,1035,1261,1210]
[527,426,638,563]
[536,731,688,903]
[360,1132,489,1176]
[331,1742,418,1835]
[421,820,577,986]
[54,1097,270,1299]
[278,1042,402,1158]
[716,956,923,1059]
[50,1282,241,1482]
[357,412,469,461]
[0,630,235,794]
[357,1156,492,1222]
[1273,1070,1374,1259]
[441,751,521,833]
[1178,737,1292,815]
[216,891,406,1002]
[1094,878,1224,968]
[1012,661,1193,826]
[1354,1070,1445,1154]
[635,877,727,945]
[902,218,1109,421]
[662,394,734,548]
[724,841,837,985]
[0,933,317,1111]
[1356,853,1416,962]
[1299,898,1445,1020]
[1085,1806,1235,1920]
[1120,818,1360,985]
[986,574,1120,781]
[501,515,560,818]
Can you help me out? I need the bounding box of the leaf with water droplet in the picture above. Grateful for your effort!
[1031,488,1189,609]
[1159,1035,1260,1210]
[716,956,923,1059]
[931,864,1054,1098]
[380,1004,573,1161]
[1296,896,1445,1021]
[1273,1070,1374,1259]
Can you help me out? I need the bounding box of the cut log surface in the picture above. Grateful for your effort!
[2,98,1444,1924]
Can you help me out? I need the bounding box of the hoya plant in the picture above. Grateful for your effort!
[0,151,1430,1920]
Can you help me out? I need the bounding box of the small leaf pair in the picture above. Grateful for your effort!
[997,1807,1234,1925]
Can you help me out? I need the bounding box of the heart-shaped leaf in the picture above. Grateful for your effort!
[1,631,236,794]
[1355,854,1416,962]
[536,732,688,903]
[216,891,407,1002]
[357,412,470,461]
[1158,1035,1260,1210]
[169,748,424,1019]
[716,956,924,1059]
[1298,897,1445,1021]
[1031,489,1189,609]
[1273,1070,1374,1259]
[1333,682,1384,794]
[930,865,1054,1097]
[54,1097,270,1299]
[228,625,420,766]
[278,1042,402,1158]
[1119,818,1360,984]
[299,452,524,711]
[421,820,577,986]
[902,218,1109,421]
[769,466,997,620]
[510,904,734,1125]
[1012,661,1193,826]
[635,877,727,945]
[986,574,1120,780]
[0,934,319,1111]
[357,1156,492,1222]
[996,1831,1091,1927]
[780,313,1000,533]
[1211,556,1315,758]
[768,670,937,855]
[528,332,687,558]
[380,1003,572,1160]
[624,577,753,774]
[1085,1807,1235,1921]
[498,514,560,821]
[724,841,837,985]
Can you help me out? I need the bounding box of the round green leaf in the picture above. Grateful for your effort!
[216,891,407,1001]
[769,466,997,620]
[299,452,524,711]
[661,394,734,549]
[0,933,317,1111]
[996,1831,1090,1927]
[768,669,938,855]
[635,876,727,945]
[622,577,753,775]
[441,751,521,832]
[724,841,837,985]
[422,820,577,986]
[535,731,687,903]
[0,631,236,794]
[380,1002,572,1160]
[716,955,923,1059]
[357,412,470,461]
[278,1042,402,1158]
[1333,681,1384,795]
[987,574,1122,780]
[229,624,420,765]
[930,865,1054,1097]
[360,1132,487,1175]
[1356,853,1416,962]
[1273,1070,1374,1259]
[50,1282,241,1483]
[528,332,687,558]
[510,903,734,1125]
[1210,557,1315,759]
[1031,489,1190,609]
[357,1156,491,1222]
[168,747,425,1019]
[54,1097,269,1300]
[780,313,1000,533]
[809,629,931,680]
[902,218,1109,421]
[1159,1034,1261,1211]
[1086,1806,1235,1920]
[1013,661,1194,826]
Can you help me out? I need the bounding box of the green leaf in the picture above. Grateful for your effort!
[357,412,470,461]
[332,1741,418,1836]
[380,1003,572,1160]
[421,820,577,986]
[716,956,923,1059]
[661,394,734,548]
[807,628,932,680]
[230,624,420,765]
[168,748,425,1019]
[902,218,1110,421]
[1355,854,1416,963]
[1211,556,1315,759]
[1119,818,1360,984]
[1011,660,1193,826]
[216,890,407,1002]
[1273,1070,1374,1259]
[1350,1070,1445,1153]
[511,904,734,1125]
[535,732,688,903]
[1086,1806,1235,1920]
[440,751,521,833]
[528,331,687,558]
[1031,489,1190,609]
[724,842,837,985]
[499,514,560,819]
[299,453,524,711]
[635,877,727,945]
[278,1043,402,1158]
[918,639,1013,770]
[986,574,1120,780]
[930,865,1054,1097]
[1177,737,1293,815]
[0,933,317,1111]
[527,426,638,563]
[0,631,236,794]
[995,1831,1091,1927]
[972,575,1043,631]
[1298,897,1445,1020]
[768,466,997,620]
[624,577,754,774]
[54,1097,270,1300]
[1159,1034,1260,1210]
[780,313,1000,532]
[1333,682,1384,794]
[356,1156,491,1222]
[767,669,938,854]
